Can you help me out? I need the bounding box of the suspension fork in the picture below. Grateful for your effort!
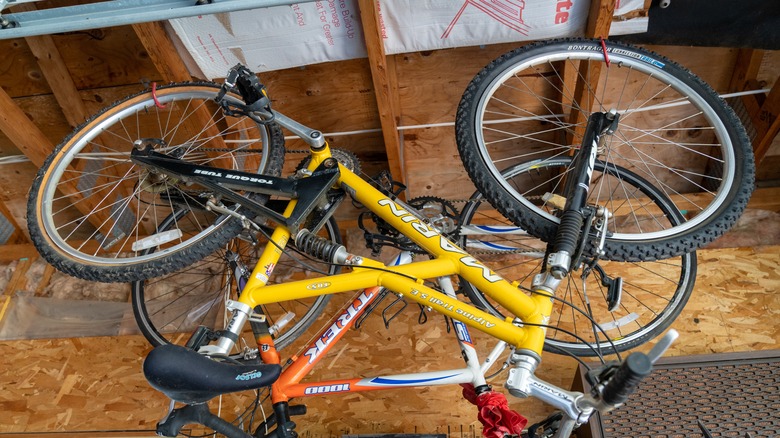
[547,111,615,279]
[521,111,617,358]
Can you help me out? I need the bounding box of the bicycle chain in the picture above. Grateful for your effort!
[197,147,312,154]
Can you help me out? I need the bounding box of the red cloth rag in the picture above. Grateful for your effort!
[461,384,528,438]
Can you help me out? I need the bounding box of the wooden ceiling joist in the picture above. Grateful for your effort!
[728,49,765,124]
[18,3,89,129]
[727,48,779,166]
[132,21,192,83]
[565,0,616,146]
[729,49,764,99]
[358,0,405,189]
[752,79,780,166]
[585,0,617,40]
[0,85,56,168]
[0,200,29,245]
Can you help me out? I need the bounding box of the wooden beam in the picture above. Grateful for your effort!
[34,263,56,297]
[24,38,85,127]
[585,0,617,39]
[728,48,765,123]
[729,49,764,94]
[132,21,192,83]
[0,200,30,245]
[357,0,405,189]
[566,0,616,146]
[0,86,56,168]
[2,255,37,296]
[752,79,780,166]
[724,49,779,166]
[18,2,89,128]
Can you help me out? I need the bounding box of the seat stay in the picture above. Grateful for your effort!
[129,146,341,233]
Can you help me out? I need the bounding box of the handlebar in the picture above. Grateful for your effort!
[600,352,652,405]
[596,329,677,409]
[550,330,679,437]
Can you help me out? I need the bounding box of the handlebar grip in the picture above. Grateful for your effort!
[601,352,652,406]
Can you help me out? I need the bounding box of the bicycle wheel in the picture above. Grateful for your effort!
[132,213,340,351]
[459,158,696,356]
[456,38,754,261]
[27,82,285,283]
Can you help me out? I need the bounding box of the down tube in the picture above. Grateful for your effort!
[337,165,550,345]
[272,285,483,402]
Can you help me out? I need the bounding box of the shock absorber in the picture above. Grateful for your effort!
[549,112,609,279]
[295,229,362,265]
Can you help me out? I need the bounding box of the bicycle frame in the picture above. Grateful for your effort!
[242,148,551,345]
[135,107,633,437]
[202,142,597,427]
[131,142,553,356]
[264,251,505,402]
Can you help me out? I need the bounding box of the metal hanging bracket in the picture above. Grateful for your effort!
[0,0,311,40]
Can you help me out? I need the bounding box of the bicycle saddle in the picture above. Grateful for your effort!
[143,344,281,404]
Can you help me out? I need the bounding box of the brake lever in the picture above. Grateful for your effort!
[647,329,679,364]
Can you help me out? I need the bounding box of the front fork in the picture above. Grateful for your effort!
[546,110,618,279]
[502,111,620,435]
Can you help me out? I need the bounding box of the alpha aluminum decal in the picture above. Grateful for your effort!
[307,281,332,290]
[408,289,496,329]
[453,320,473,345]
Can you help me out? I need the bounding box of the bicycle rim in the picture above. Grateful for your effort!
[459,158,696,356]
[29,83,284,282]
[457,39,753,260]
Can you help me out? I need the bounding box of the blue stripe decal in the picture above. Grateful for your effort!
[370,374,461,385]
[480,241,516,250]
[476,225,522,233]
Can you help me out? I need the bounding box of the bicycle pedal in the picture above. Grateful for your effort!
[605,276,623,311]
[185,325,219,350]
[526,412,563,438]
